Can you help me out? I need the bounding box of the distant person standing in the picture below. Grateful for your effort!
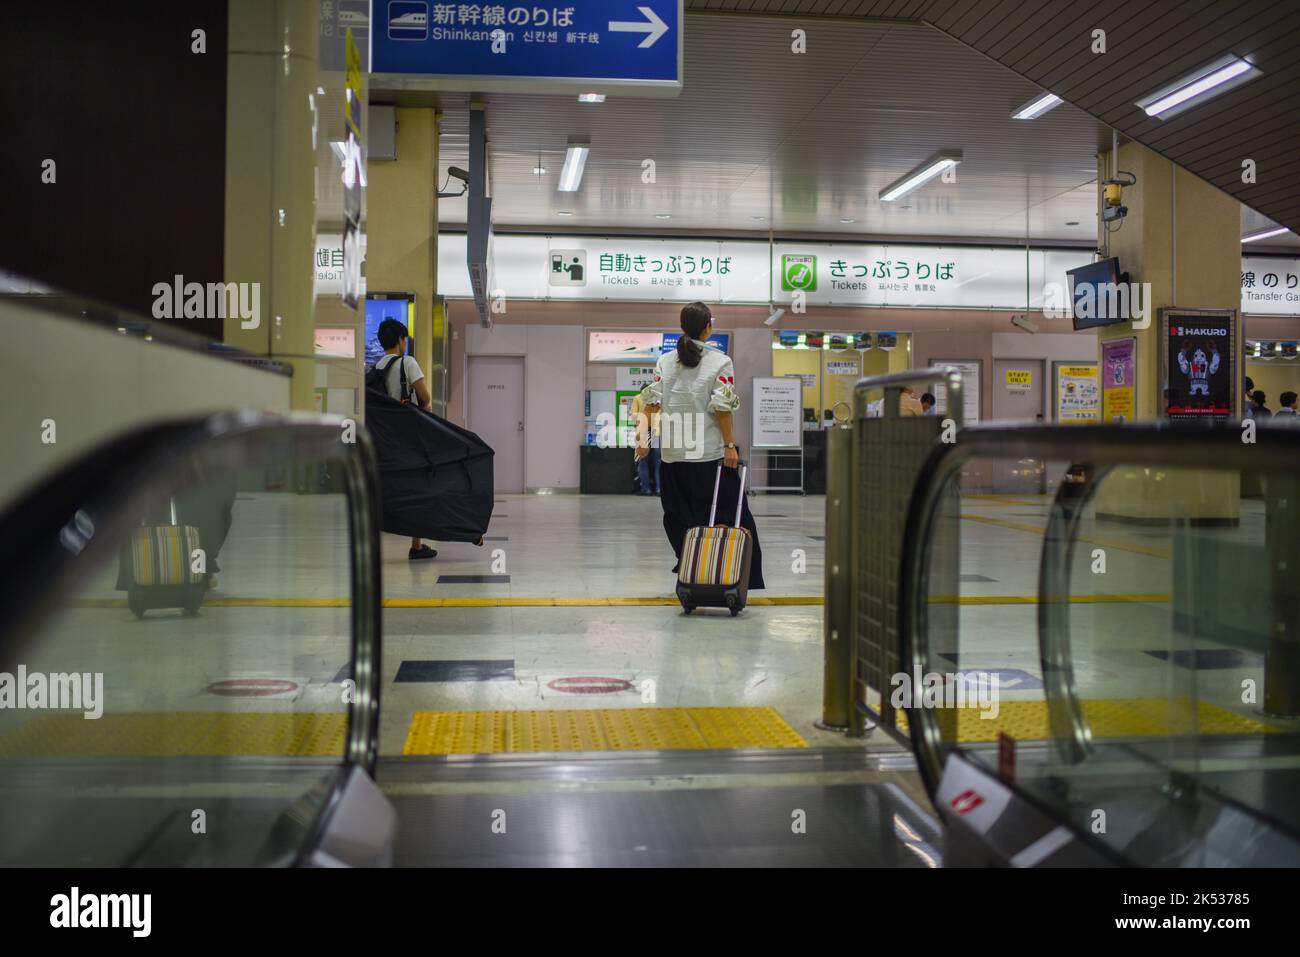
[637,302,764,591]
[1244,377,1257,418]
[374,318,437,561]
[1251,390,1272,419]
[1276,391,1298,419]
[920,392,936,415]
[630,390,661,495]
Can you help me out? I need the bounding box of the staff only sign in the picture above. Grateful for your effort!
[1162,308,1235,422]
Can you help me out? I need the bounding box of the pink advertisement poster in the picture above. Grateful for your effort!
[1101,338,1136,423]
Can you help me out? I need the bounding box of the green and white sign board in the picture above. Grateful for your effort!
[782,254,817,292]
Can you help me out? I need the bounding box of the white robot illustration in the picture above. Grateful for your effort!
[1178,342,1219,396]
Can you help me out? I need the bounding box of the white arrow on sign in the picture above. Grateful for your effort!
[609,6,669,48]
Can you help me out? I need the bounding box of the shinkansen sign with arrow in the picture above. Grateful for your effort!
[369,1,683,96]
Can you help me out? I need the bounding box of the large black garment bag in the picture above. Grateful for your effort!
[363,388,495,543]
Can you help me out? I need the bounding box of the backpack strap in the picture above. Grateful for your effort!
[380,354,410,402]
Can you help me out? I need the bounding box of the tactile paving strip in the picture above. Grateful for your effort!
[894,698,1275,743]
[402,706,808,754]
[0,712,347,757]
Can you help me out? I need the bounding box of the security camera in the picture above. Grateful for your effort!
[764,306,785,327]
[448,166,470,183]
[1010,314,1039,334]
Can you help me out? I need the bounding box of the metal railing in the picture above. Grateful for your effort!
[821,366,964,738]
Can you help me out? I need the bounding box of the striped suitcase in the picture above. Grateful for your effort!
[676,464,752,617]
[120,502,207,619]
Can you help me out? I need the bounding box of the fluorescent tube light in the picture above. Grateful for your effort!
[1012,92,1062,119]
[880,150,963,202]
[1137,55,1260,119]
[558,139,590,192]
[578,93,605,103]
[1242,226,1290,243]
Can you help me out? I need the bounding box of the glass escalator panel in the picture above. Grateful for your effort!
[0,423,372,866]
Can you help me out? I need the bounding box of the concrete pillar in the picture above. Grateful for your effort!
[1094,141,1242,523]
[367,108,440,391]
[223,0,320,410]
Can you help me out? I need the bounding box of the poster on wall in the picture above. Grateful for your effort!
[661,332,730,355]
[751,377,803,449]
[825,359,860,376]
[339,29,364,310]
[1162,308,1235,421]
[929,360,981,424]
[1101,338,1136,423]
[1055,363,1100,423]
[588,331,663,363]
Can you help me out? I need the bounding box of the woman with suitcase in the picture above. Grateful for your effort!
[635,302,765,612]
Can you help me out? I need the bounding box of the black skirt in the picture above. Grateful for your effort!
[658,459,765,590]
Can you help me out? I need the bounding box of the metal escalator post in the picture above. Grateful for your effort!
[818,424,854,733]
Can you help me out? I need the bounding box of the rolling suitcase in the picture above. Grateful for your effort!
[119,500,207,619]
[676,464,752,617]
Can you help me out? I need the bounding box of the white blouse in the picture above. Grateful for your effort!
[638,342,740,463]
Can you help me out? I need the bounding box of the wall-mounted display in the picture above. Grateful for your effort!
[1162,308,1235,421]
[661,332,730,355]
[588,331,663,363]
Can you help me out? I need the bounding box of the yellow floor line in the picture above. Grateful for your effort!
[963,494,1051,507]
[0,712,346,757]
[72,594,1166,609]
[895,698,1275,743]
[73,593,1171,609]
[403,707,807,754]
[959,513,1171,559]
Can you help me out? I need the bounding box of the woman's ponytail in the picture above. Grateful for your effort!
[677,301,712,368]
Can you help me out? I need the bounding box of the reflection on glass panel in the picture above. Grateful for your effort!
[0,443,354,866]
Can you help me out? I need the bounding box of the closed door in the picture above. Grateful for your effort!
[468,356,524,493]
[991,359,1045,492]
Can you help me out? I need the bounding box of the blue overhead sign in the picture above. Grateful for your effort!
[369,1,683,95]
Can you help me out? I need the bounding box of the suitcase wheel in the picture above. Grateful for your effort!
[128,592,146,620]
[682,604,694,615]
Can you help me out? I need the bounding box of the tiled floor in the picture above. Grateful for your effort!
[12,488,1288,761]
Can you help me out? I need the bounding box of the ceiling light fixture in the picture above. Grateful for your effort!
[1242,226,1290,243]
[558,137,590,192]
[1011,92,1062,119]
[840,218,855,224]
[1136,55,1260,119]
[578,93,606,103]
[556,210,574,216]
[880,150,963,202]
[533,166,547,175]
[655,214,671,219]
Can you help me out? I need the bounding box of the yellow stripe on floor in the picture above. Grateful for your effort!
[963,494,1051,507]
[71,594,1165,609]
[403,707,807,754]
[0,712,346,757]
[959,513,1171,559]
[893,698,1274,743]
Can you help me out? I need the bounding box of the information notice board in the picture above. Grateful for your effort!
[928,360,981,424]
[751,377,803,449]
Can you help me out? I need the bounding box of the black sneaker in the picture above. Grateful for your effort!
[409,545,437,560]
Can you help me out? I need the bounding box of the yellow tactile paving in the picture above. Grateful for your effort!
[0,712,346,757]
[402,706,808,754]
[893,698,1275,743]
[958,513,1172,559]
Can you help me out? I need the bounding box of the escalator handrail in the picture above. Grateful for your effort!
[898,420,1300,798]
[0,409,385,777]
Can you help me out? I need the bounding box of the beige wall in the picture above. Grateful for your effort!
[0,301,291,503]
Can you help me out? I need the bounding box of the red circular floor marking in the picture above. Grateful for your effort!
[546,676,634,695]
[206,678,299,697]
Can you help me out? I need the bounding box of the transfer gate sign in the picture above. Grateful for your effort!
[369,1,683,95]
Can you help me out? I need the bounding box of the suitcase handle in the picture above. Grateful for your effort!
[708,461,748,528]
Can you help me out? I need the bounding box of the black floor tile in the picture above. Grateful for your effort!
[437,574,511,584]
[395,659,516,682]
[1142,648,1260,670]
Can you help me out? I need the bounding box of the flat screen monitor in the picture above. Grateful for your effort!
[1068,258,1128,330]
[364,294,415,366]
